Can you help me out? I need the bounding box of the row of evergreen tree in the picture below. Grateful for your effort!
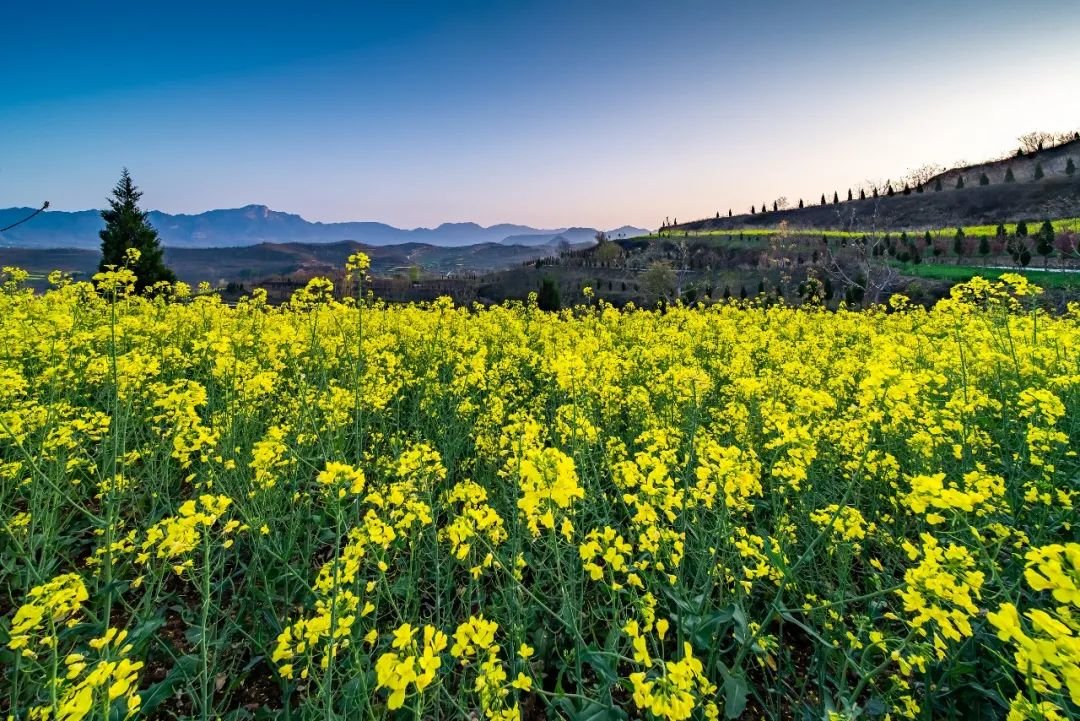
[720,157,1076,219]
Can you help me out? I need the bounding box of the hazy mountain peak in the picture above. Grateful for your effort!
[0,205,650,250]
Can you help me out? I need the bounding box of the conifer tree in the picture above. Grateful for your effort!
[859,189,866,200]
[1067,158,1076,176]
[1034,162,1044,180]
[751,205,756,215]
[902,183,911,195]
[978,234,990,263]
[979,173,990,186]
[847,189,853,201]
[821,193,826,205]
[1004,167,1015,183]
[537,277,561,311]
[886,184,894,197]
[1036,221,1055,268]
[956,175,964,189]
[833,191,839,204]
[1016,220,1028,238]
[934,177,943,192]
[798,199,804,209]
[953,227,966,263]
[98,168,175,292]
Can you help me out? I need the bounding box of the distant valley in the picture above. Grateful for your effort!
[0,239,584,288]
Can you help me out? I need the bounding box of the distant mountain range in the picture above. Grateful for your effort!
[0,204,650,250]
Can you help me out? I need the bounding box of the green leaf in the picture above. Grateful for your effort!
[724,673,749,719]
[138,654,199,716]
[554,697,628,721]
[730,605,749,644]
[865,696,888,717]
[127,617,165,648]
[581,647,619,685]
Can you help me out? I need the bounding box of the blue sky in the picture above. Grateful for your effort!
[2,0,1078,229]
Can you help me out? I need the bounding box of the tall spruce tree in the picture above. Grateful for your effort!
[1067,158,1076,176]
[1004,167,1016,183]
[1034,163,1045,180]
[99,169,174,292]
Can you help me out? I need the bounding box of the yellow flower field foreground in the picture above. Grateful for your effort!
[1,266,1078,721]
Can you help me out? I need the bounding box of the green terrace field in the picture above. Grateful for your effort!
[891,262,1080,289]
[650,217,1080,241]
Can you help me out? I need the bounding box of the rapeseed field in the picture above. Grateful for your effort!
[2,259,1077,720]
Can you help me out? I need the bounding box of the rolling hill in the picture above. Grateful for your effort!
[0,239,571,287]
[676,137,1080,233]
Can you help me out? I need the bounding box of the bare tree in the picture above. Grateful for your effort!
[773,196,789,211]
[642,260,678,302]
[1018,130,1076,154]
[760,220,801,297]
[817,200,902,306]
[902,164,945,188]
[859,178,889,198]
[595,237,622,264]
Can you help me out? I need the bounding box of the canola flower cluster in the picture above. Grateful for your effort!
[1,264,1078,720]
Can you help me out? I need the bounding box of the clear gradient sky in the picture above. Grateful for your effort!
[3,0,1079,229]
